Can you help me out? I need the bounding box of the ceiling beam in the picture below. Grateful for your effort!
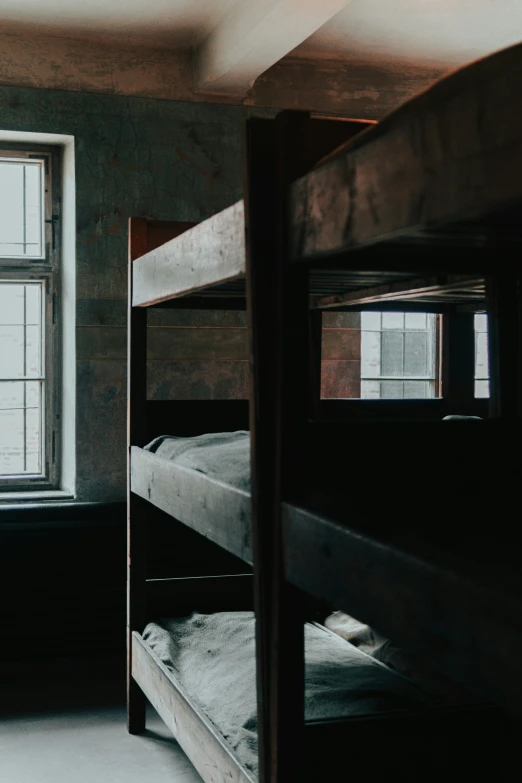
[194,0,353,97]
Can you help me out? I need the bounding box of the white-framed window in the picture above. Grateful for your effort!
[360,311,438,398]
[360,310,490,400]
[474,313,489,398]
[0,146,61,491]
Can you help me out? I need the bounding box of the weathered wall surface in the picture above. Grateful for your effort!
[322,312,361,399]
[0,27,445,120]
[0,85,263,500]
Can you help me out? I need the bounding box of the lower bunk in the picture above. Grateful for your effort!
[131,610,513,783]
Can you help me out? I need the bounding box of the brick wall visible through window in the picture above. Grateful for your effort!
[0,147,61,490]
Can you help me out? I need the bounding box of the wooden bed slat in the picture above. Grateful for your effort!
[132,632,255,783]
[283,492,522,712]
[314,274,485,309]
[132,202,245,307]
[130,447,252,564]
[291,42,522,259]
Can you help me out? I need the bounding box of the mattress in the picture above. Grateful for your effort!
[143,611,434,777]
[145,431,251,491]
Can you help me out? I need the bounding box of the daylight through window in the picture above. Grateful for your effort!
[360,312,438,399]
[0,147,60,490]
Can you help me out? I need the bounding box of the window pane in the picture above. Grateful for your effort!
[0,381,24,409]
[361,311,381,331]
[0,160,43,258]
[475,331,489,378]
[403,381,434,399]
[0,283,43,380]
[0,325,24,378]
[24,164,42,246]
[381,380,404,398]
[474,314,490,398]
[26,380,40,408]
[26,325,42,378]
[382,312,404,330]
[0,408,24,474]
[404,331,428,376]
[25,284,41,325]
[0,380,43,475]
[405,312,427,330]
[0,279,45,478]
[0,163,24,246]
[0,284,25,324]
[474,313,488,333]
[361,329,381,378]
[360,380,381,399]
[381,331,404,376]
[25,406,41,473]
[475,380,490,398]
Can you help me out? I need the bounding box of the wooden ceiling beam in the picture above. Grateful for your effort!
[194,0,352,96]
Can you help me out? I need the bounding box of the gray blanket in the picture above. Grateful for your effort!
[143,612,433,777]
[145,431,251,492]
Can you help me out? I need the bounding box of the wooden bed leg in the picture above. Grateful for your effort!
[440,311,475,411]
[127,486,148,735]
[486,272,520,419]
[127,216,149,735]
[127,488,149,735]
[127,639,147,734]
[309,309,323,419]
[245,111,315,783]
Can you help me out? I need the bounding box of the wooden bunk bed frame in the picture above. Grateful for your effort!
[128,43,522,783]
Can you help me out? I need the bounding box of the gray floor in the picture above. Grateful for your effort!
[0,705,202,783]
[0,657,202,783]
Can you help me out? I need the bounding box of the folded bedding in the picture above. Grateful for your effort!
[143,611,434,776]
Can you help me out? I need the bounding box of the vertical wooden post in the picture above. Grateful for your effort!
[127,217,148,734]
[486,272,520,420]
[309,309,323,418]
[441,311,475,412]
[245,112,313,783]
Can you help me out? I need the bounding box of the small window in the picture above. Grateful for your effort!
[0,147,60,491]
[474,313,489,398]
[361,311,438,399]
[0,157,45,259]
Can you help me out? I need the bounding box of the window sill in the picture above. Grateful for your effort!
[0,490,75,505]
[0,500,126,528]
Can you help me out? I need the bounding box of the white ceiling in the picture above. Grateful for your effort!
[294,0,522,67]
[0,0,237,47]
[0,0,520,67]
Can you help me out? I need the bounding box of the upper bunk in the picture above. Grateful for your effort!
[132,41,522,312]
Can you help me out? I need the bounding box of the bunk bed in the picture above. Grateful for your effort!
[128,42,522,783]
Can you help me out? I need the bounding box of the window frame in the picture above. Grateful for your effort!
[360,310,439,399]
[0,144,61,492]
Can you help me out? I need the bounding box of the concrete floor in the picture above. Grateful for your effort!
[0,657,202,783]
